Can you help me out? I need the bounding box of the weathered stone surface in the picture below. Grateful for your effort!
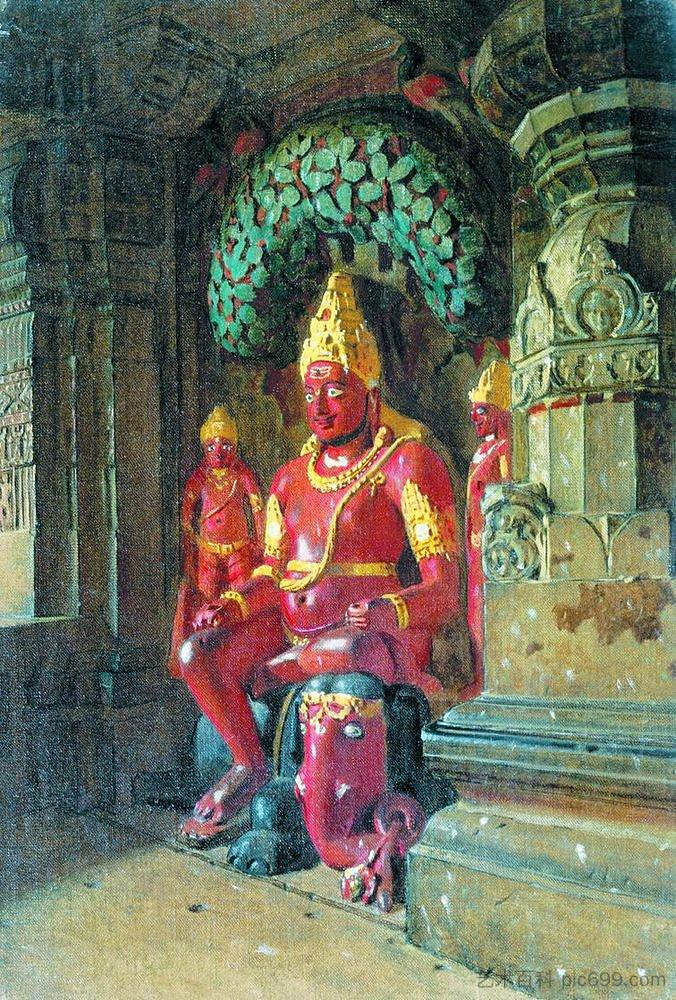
[483,579,674,700]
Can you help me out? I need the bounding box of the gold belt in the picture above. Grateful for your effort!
[285,559,397,578]
[198,536,250,557]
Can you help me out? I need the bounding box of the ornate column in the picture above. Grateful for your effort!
[407,2,675,991]
[0,144,36,618]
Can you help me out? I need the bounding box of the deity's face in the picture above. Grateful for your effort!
[203,436,236,468]
[304,361,370,445]
[470,401,502,440]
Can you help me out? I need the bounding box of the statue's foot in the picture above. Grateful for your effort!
[177,763,268,848]
[228,827,318,876]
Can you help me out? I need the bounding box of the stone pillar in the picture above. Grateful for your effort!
[0,144,37,618]
[408,3,674,993]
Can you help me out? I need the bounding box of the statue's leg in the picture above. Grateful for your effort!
[177,609,286,844]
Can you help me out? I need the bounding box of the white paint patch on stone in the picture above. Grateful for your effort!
[557,969,566,980]
[213,788,225,804]
[549,710,556,720]
[451,828,458,840]
[257,944,278,956]
[479,816,489,827]
[565,669,576,681]
[335,782,350,799]
[575,843,587,863]
[440,894,452,917]
[509,622,521,638]
[526,607,537,620]
[501,658,512,670]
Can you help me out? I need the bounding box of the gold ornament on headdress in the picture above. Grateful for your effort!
[468,359,511,410]
[299,272,381,388]
[200,406,238,445]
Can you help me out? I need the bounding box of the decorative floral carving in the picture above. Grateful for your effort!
[513,262,556,360]
[512,342,662,406]
[563,239,657,342]
[481,483,552,582]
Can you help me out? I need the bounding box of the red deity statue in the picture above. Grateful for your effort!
[466,360,512,694]
[168,406,264,679]
[177,272,462,845]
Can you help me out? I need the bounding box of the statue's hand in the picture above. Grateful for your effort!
[345,599,398,632]
[193,601,235,630]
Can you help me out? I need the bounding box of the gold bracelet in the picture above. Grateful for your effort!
[218,590,250,621]
[382,592,410,630]
[251,564,281,584]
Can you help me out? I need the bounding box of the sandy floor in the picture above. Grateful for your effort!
[0,812,522,1000]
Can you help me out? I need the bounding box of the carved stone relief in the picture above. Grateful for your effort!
[512,239,660,385]
[563,240,658,342]
[0,366,34,532]
[481,482,552,583]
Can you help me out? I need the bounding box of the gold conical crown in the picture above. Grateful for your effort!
[299,272,381,388]
[200,405,238,445]
[468,359,511,410]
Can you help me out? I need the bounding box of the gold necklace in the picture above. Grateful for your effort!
[306,426,388,493]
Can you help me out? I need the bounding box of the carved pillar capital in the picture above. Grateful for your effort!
[481,482,552,582]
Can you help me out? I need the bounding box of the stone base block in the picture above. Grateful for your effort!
[484,578,674,700]
[546,511,672,581]
[407,801,674,999]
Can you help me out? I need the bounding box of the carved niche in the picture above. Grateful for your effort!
[481,482,553,583]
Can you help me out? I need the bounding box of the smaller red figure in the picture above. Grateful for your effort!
[295,678,425,912]
[168,407,264,678]
[466,360,512,695]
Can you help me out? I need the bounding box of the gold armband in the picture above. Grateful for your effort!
[251,564,281,584]
[401,479,458,561]
[382,592,410,630]
[218,590,249,621]
[263,494,285,561]
[249,492,263,515]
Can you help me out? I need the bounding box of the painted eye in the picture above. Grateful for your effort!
[327,387,343,398]
[305,392,314,403]
[343,722,364,739]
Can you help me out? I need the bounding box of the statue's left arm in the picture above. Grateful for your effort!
[349,441,461,633]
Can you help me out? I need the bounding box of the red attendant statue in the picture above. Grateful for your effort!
[466,360,512,694]
[177,272,462,845]
[168,406,264,679]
